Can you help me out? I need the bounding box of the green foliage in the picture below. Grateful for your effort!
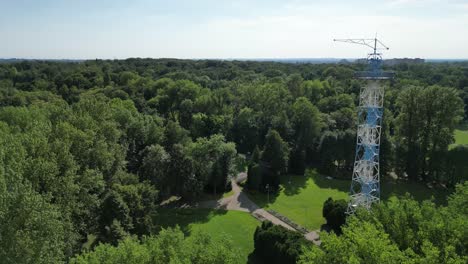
[189,134,237,194]
[289,146,306,175]
[322,198,347,233]
[250,145,261,164]
[139,144,170,187]
[445,145,468,186]
[71,227,241,264]
[395,85,464,182]
[299,218,407,264]
[318,129,355,177]
[247,163,263,191]
[301,183,468,263]
[0,59,466,263]
[166,143,196,198]
[253,221,309,264]
[109,98,164,173]
[247,145,264,190]
[301,79,326,103]
[232,107,259,153]
[318,94,354,113]
[291,96,322,151]
[363,187,468,263]
[0,183,69,264]
[286,73,304,98]
[262,129,290,177]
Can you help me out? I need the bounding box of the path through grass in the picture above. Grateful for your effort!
[247,169,449,230]
[247,170,348,230]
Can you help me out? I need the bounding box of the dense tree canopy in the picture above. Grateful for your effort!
[0,58,466,263]
[395,85,464,182]
[71,227,241,264]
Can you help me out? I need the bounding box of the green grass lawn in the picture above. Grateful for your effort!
[247,170,348,230]
[247,169,449,231]
[154,208,259,263]
[451,123,468,148]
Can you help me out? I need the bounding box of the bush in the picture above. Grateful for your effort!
[253,221,309,264]
[322,197,347,233]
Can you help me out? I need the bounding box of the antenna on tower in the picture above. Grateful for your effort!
[333,36,394,214]
[333,37,389,60]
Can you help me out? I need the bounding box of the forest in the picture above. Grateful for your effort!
[0,58,467,263]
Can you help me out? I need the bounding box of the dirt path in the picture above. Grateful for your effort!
[194,173,321,244]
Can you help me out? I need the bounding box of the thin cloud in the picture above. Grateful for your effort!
[1,0,467,59]
[385,0,439,6]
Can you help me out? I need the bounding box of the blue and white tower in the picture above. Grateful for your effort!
[333,38,394,213]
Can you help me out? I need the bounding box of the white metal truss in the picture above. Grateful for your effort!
[347,81,384,214]
[334,37,394,214]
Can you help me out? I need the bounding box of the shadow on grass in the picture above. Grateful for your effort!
[380,178,450,206]
[279,168,327,197]
[196,191,225,202]
[246,169,349,207]
[457,122,468,131]
[153,208,228,236]
[312,172,450,206]
[312,170,350,193]
[244,188,279,209]
[281,173,309,196]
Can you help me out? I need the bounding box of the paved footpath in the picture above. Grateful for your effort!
[194,173,321,245]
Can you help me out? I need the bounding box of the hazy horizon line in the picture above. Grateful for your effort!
[1,57,468,62]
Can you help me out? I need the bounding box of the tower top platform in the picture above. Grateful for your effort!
[356,55,395,79]
[355,71,395,79]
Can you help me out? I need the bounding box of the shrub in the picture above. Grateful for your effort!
[322,197,347,233]
[253,221,309,264]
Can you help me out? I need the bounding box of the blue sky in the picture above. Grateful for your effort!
[1,0,467,59]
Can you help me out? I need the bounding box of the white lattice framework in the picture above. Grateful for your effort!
[334,37,394,214]
[348,80,384,213]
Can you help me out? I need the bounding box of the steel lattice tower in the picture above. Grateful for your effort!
[334,38,394,213]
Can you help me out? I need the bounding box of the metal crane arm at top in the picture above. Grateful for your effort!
[333,38,389,55]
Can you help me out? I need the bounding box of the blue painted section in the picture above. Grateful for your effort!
[361,181,379,196]
[369,58,382,77]
[363,145,375,160]
[356,144,380,161]
[365,107,382,126]
[359,59,382,197]
[361,106,382,161]
[355,59,384,197]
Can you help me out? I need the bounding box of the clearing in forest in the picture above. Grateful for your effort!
[247,169,449,230]
[154,208,259,263]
